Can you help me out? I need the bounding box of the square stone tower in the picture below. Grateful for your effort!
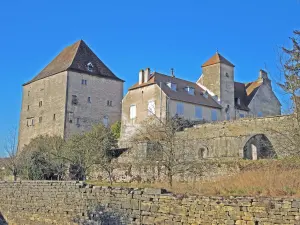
[18,40,124,151]
[197,52,235,120]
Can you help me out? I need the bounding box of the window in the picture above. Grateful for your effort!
[195,106,202,119]
[39,101,43,107]
[88,97,91,103]
[27,105,30,111]
[167,82,177,91]
[53,114,56,121]
[258,112,263,117]
[240,114,245,118]
[130,105,136,119]
[176,102,184,116]
[32,118,35,126]
[76,118,80,126]
[87,62,94,72]
[103,116,109,127]
[148,100,155,116]
[26,120,29,127]
[39,117,42,123]
[185,86,195,95]
[203,91,209,99]
[211,109,218,121]
[68,112,73,123]
[81,79,87,85]
[235,98,241,105]
[107,100,112,106]
[28,91,30,97]
[72,95,78,105]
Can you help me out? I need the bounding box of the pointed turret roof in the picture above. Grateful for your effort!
[202,52,235,67]
[24,40,123,85]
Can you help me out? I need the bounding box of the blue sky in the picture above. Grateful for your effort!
[0,0,299,156]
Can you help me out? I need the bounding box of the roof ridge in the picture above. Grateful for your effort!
[66,40,82,70]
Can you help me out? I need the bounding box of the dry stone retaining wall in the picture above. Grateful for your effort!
[0,181,300,224]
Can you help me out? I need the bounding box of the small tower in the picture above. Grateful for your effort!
[197,52,235,120]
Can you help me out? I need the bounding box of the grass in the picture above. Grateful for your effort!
[88,158,300,197]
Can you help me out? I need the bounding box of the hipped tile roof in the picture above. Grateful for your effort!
[129,72,222,109]
[202,52,235,67]
[24,40,123,85]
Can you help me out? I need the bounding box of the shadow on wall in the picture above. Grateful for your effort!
[0,212,7,225]
[73,205,129,225]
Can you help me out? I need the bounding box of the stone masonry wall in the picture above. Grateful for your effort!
[1,181,300,225]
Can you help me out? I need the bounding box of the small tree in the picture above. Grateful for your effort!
[133,115,203,187]
[19,135,66,180]
[278,30,300,154]
[111,121,121,139]
[3,128,20,181]
[64,124,117,183]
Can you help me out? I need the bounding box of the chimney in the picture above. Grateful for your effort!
[259,69,268,80]
[144,68,150,83]
[258,69,271,86]
[171,68,175,77]
[139,70,144,85]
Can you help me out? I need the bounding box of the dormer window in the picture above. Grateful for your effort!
[235,98,241,105]
[167,82,177,91]
[203,91,209,99]
[87,62,94,72]
[185,86,195,95]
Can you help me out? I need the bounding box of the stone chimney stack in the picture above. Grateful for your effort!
[258,69,271,86]
[139,70,144,85]
[144,68,150,83]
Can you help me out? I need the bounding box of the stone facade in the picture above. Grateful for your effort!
[18,72,68,150]
[65,71,123,139]
[1,181,300,225]
[18,40,124,150]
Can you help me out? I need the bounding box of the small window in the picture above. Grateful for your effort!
[148,100,155,116]
[167,82,177,91]
[235,98,241,105]
[72,95,78,105]
[240,114,245,118]
[27,105,30,111]
[87,62,94,72]
[81,79,87,85]
[225,72,229,77]
[176,102,184,116]
[68,112,73,123]
[32,118,35,126]
[130,105,136,119]
[203,91,209,99]
[185,86,195,95]
[39,117,42,123]
[39,101,43,107]
[103,116,109,127]
[211,109,218,121]
[258,112,263,117]
[53,114,56,121]
[26,120,29,127]
[195,106,202,119]
[76,118,80,126]
[88,97,91,103]
[107,100,112,106]
[28,91,30,97]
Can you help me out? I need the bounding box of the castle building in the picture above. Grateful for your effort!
[121,53,281,135]
[18,40,124,150]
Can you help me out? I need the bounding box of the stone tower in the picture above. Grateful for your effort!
[197,52,235,120]
[18,40,124,151]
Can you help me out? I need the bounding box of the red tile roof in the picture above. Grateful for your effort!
[202,53,235,67]
[24,40,123,85]
[129,72,222,109]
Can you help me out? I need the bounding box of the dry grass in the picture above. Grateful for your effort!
[88,158,300,197]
